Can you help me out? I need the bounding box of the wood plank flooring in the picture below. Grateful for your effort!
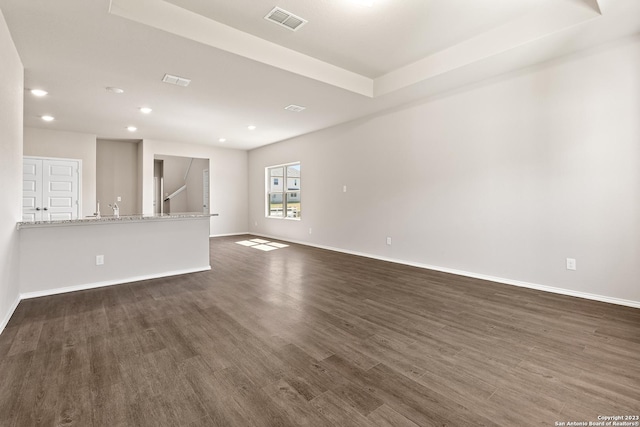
[1,235,639,426]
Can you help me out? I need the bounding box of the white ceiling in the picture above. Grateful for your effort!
[1,0,639,150]
[163,0,542,78]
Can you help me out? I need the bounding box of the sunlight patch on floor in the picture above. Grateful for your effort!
[236,239,289,251]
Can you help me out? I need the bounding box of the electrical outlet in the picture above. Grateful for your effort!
[96,255,104,266]
[117,196,122,202]
[566,258,576,271]
[254,221,258,227]
[309,228,313,234]
[343,185,347,193]
[386,237,392,245]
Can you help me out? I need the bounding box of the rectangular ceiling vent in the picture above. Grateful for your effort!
[264,7,307,31]
[284,104,306,112]
[162,73,191,87]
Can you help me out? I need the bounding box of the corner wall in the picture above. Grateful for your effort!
[96,139,139,216]
[248,36,640,306]
[0,10,23,333]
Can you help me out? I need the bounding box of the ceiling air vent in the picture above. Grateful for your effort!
[264,7,307,32]
[284,104,306,112]
[162,73,191,87]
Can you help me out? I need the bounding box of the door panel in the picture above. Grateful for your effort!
[49,197,73,207]
[43,159,79,221]
[23,158,43,221]
[50,181,72,192]
[49,164,73,176]
[49,212,73,221]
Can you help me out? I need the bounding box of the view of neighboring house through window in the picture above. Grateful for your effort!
[267,162,301,219]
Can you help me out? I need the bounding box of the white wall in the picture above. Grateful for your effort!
[0,10,23,333]
[24,127,97,217]
[140,139,248,236]
[96,139,139,216]
[249,36,640,306]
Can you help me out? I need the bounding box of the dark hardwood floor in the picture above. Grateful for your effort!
[1,235,639,426]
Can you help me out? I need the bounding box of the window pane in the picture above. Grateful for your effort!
[270,167,284,192]
[286,164,300,191]
[268,193,283,217]
[287,177,300,190]
[286,192,301,218]
[270,167,284,177]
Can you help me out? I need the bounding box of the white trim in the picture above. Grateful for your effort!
[250,233,640,310]
[265,160,301,170]
[164,184,186,201]
[20,266,211,300]
[0,294,21,335]
[209,232,249,238]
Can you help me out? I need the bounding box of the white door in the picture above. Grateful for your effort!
[203,169,209,214]
[23,157,80,221]
[43,159,79,220]
[22,158,42,222]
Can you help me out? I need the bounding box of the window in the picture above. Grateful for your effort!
[267,162,300,219]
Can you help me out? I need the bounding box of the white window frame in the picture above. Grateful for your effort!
[265,161,301,220]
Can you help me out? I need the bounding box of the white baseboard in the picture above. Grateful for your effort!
[251,233,640,310]
[20,266,211,300]
[0,294,21,335]
[210,231,250,238]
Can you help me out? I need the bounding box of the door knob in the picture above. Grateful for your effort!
[43,207,48,211]
[35,207,41,211]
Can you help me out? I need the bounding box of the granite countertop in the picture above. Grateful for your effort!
[17,212,218,229]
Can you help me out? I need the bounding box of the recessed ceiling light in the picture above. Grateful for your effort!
[247,125,256,131]
[127,126,137,132]
[106,87,124,94]
[139,107,152,114]
[218,138,227,143]
[41,115,54,122]
[352,0,373,6]
[31,89,48,97]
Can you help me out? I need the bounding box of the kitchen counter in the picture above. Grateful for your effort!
[18,212,214,297]
[17,212,218,229]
